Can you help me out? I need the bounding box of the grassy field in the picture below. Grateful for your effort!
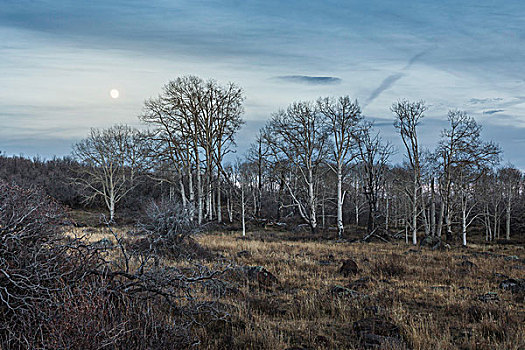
[194,229,525,350]
[74,222,525,349]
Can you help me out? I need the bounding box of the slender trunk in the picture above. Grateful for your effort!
[308,167,317,232]
[217,177,222,223]
[412,177,417,245]
[494,203,498,240]
[385,196,390,233]
[437,200,444,238]
[197,166,203,225]
[506,195,511,240]
[430,178,436,236]
[241,186,246,237]
[227,194,233,223]
[462,198,467,246]
[337,166,344,238]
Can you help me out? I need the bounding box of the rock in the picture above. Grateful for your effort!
[243,266,279,287]
[329,285,362,298]
[499,278,525,293]
[353,317,405,349]
[493,272,509,279]
[236,250,252,258]
[339,259,359,277]
[349,276,375,290]
[419,236,444,250]
[504,255,520,261]
[457,260,477,269]
[478,292,499,302]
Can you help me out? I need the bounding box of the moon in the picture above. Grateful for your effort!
[110,89,120,99]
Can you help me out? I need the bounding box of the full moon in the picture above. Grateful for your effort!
[110,89,119,99]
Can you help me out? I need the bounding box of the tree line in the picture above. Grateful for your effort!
[2,75,524,246]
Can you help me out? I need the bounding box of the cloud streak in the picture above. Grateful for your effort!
[276,75,342,85]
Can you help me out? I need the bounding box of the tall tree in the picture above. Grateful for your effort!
[357,123,393,234]
[263,101,330,232]
[318,96,362,238]
[72,125,149,222]
[435,110,500,244]
[392,100,426,245]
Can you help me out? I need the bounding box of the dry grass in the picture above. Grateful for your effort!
[65,226,524,349]
[195,230,525,350]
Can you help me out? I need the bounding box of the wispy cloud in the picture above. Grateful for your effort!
[276,75,341,85]
[365,50,430,105]
[483,109,505,115]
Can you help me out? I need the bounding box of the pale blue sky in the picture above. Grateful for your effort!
[1,1,525,167]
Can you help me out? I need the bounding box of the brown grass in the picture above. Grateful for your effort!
[194,230,525,350]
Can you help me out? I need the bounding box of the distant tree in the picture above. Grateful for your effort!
[72,125,149,222]
[392,100,426,245]
[357,123,393,234]
[498,166,522,240]
[263,101,330,232]
[318,96,362,237]
[140,76,244,224]
[434,111,500,245]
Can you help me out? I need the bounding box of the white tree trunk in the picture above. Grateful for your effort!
[241,186,246,237]
[337,166,344,238]
[412,177,417,245]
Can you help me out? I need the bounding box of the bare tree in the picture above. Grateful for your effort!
[263,101,330,232]
[434,110,500,244]
[498,166,522,240]
[140,76,244,224]
[357,123,393,234]
[318,96,362,237]
[392,100,426,245]
[72,125,149,222]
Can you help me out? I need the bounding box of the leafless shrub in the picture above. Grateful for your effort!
[133,199,213,260]
[0,181,229,349]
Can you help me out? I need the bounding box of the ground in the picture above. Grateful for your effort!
[71,220,525,349]
[196,229,524,350]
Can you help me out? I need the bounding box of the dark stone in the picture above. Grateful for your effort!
[504,255,520,261]
[243,266,279,287]
[236,250,252,258]
[499,278,525,293]
[420,236,444,250]
[329,285,362,298]
[349,276,375,290]
[477,292,499,302]
[457,260,477,269]
[339,259,359,277]
[353,317,405,349]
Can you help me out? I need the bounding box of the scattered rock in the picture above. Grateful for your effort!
[493,273,509,279]
[499,278,525,293]
[93,237,113,249]
[504,255,520,261]
[236,250,252,258]
[420,236,445,250]
[478,292,499,302]
[457,260,477,269]
[243,266,279,287]
[349,276,375,290]
[403,248,421,254]
[353,317,405,349]
[329,285,362,298]
[339,259,359,277]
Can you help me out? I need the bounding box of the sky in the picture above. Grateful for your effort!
[1,0,525,167]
